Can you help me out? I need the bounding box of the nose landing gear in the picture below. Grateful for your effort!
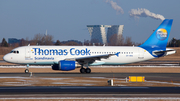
[25,69,29,73]
[25,64,29,73]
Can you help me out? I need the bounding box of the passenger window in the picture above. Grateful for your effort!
[13,51,16,53]
[17,51,19,54]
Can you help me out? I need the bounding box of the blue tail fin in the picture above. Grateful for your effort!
[139,19,173,57]
[139,19,173,50]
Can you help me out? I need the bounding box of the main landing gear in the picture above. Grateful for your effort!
[25,64,29,73]
[80,65,91,73]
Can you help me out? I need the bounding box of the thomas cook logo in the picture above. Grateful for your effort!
[156,28,168,40]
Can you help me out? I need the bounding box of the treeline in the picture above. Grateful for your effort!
[167,38,180,47]
[84,35,141,46]
[1,33,179,47]
[0,34,141,47]
[0,33,84,47]
[107,34,141,46]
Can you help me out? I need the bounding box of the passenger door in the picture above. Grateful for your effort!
[25,48,31,58]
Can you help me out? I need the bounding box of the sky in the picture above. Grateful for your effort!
[0,0,180,43]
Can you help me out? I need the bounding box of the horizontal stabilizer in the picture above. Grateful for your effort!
[153,50,175,54]
[153,49,176,57]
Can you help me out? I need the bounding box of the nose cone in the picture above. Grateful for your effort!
[3,54,11,63]
[3,54,8,62]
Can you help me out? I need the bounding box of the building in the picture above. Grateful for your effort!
[107,25,124,44]
[8,38,21,44]
[87,25,124,44]
[87,25,107,44]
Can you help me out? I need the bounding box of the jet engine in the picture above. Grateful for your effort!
[52,60,77,71]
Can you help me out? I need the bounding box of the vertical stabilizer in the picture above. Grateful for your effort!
[140,19,173,50]
[139,19,173,57]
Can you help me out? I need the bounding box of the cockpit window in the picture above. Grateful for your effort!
[10,50,19,54]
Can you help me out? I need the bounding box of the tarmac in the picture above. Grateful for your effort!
[1,65,180,100]
[1,72,180,82]
[0,86,180,94]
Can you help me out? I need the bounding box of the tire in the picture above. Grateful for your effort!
[80,68,86,73]
[85,68,91,73]
[25,69,29,73]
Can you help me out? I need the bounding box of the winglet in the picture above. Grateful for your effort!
[115,52,120,57]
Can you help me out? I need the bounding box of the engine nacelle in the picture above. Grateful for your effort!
[52,60,76,71]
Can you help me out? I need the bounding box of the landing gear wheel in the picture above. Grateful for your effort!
[25,69,29,73]
[80,68,86,73]
[85,68,91,73]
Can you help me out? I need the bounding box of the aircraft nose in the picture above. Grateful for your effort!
[3,55,7,61]
[3,54,10,62]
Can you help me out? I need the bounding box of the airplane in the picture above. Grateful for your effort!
[3,19,176,73]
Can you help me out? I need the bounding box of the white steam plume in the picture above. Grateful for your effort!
[129,8,165,21]
[105,0,124,14]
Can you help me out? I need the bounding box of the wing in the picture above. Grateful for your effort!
[65,52,120,65]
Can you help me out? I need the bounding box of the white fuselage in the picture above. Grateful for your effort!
[3,46,157,65]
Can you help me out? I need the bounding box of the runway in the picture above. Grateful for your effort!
[1,73,180,82]
[0,86,180,94]
[1,72,180,99]
[0,94,180,100]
